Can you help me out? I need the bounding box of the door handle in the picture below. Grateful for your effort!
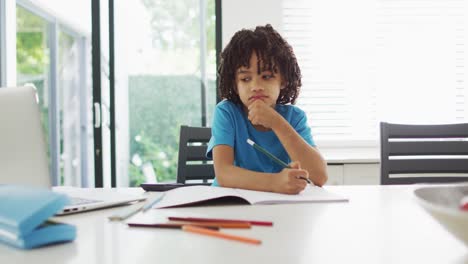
[94,102,101,128]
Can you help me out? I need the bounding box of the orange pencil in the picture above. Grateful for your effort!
[182,225,261,245]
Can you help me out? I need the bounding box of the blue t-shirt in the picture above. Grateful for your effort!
[206,100,316,186]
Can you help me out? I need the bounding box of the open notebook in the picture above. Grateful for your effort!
[152,185,348,209]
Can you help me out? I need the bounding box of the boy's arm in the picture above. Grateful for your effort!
[247,101,328,186]
[271,116,328,186]
[212,145,308,194]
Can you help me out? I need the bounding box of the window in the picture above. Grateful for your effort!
[115,0,217,186]
[3,0,218,187]
[14,1,93,186]
[16,7,50,150]
[283,0,468,147]
[58,29,92,186]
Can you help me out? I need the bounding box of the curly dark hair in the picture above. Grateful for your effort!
[218,24,302,105]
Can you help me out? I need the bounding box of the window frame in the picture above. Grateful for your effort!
[13,0,92,186]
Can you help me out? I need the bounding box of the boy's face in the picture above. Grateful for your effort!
[235,52,283,109]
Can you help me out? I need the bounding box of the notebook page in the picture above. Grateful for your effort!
[236,186,348,205]
[154,186,240,208]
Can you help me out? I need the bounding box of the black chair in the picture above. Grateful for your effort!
[380,122,468,185]
[177,125,215,184]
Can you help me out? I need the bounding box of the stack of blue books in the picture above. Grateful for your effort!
[0,185,76,249]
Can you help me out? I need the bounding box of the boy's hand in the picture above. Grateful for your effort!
[247,100,280,129]
[272,161,309,194]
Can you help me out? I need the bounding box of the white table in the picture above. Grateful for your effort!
[0,185,466,264]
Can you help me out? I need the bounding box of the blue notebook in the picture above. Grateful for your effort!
[0,185,76,249]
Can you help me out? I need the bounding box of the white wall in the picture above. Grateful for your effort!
[26,0,91,35]
[221,0,283,48]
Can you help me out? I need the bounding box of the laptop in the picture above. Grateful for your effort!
[0,86,145,215]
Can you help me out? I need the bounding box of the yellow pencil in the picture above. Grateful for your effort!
[182,225,261,245]
[171,221,251,229]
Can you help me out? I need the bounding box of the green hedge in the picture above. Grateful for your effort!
[128,75,215,186]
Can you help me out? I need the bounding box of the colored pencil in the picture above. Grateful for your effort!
[246,139,312,184]
[128,220,251,229]
[460,196,468,211]
[182,225,261,245]
[108,202,145,221]
[169,221,251,229]
[142,193,166,212]
[168,216,273,226]
[128,223,219,230]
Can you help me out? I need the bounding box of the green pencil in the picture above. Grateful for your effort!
[246,139,312,184]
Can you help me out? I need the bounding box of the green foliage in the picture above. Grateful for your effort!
[15,6,49,139]
[141,0,216,51]
[128,75,215,185]
[128,164,147,187]
[16,6,49,75]
[130,131,179,185]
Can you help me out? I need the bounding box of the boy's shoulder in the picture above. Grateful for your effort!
[276,104,305,115]
[215,101,305,116]
[216,100,241,111]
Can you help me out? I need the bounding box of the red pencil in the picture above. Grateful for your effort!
[168,216,273,226]
[460,196,468,211]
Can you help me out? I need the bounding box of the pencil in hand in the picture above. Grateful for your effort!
[296,176,312,184]
[246,139,312,184]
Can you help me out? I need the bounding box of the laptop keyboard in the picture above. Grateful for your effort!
[70,197,102,205]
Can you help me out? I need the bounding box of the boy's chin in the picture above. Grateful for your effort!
[248,98,274,106]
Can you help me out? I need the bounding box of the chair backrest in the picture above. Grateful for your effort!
[177,125,214,183]
[380,122,468,185]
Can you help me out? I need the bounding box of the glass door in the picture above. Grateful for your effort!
[114,0,217,186]
[91,0,114,188]
[15,1,94,187]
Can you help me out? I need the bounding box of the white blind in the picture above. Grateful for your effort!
[283,0,467,146]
